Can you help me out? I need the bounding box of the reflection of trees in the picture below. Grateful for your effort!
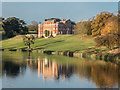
[26,51,38,72]
[2,61,26,77]
[58,65,73,79]
[2,52,119,88]
[0,58,2,77]
[74,61,119,88]
[118,66,120,88]
[26,57,120,88]
[27,60,38,72]
[74,62,92,81]
[91,63,119,88]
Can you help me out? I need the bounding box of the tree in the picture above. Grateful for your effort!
[19,20,28,34]
[101,16,119,35]
[23,35,35,49]
[31,21,38,26]
[94,33,120,49]
[91,11,114,36]
[2,17,28,38]
[0,17,4,21]
[94,13,120,49]
[74,20,91,35]
[27,21,38,32]
[0,17,4,31]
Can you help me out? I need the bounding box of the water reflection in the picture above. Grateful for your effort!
[38,58,59,79]
[2,51,120,88]
[2,61,26,77]
[24,57,119,88]
[26,57,73,80]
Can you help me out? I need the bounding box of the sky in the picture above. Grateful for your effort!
[2,2,118,24]
[1,0,120,2]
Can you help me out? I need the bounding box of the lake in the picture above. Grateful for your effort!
[1,50,120,88]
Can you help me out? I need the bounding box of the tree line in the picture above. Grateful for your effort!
[0,17,38,38]
[74,11,120,49]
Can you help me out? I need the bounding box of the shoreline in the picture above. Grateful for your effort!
[2,48,120,65]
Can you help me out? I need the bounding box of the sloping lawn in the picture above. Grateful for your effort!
[2,35,95,52]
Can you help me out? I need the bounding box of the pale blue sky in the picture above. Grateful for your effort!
[2,2,118,24]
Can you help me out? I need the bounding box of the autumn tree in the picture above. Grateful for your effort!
[91,11,114,36]
[74,20,92,35]
[101,16,118,35]
[95,14,120,49]
[94,34,120,49]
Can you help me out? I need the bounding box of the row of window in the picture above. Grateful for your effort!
[39,28,58,30]
[39,28,71,31]
[43,22,54,24]
[43,24,56,26]
[39,31,57,34]
[39,24,73,28]
[39,31,71,35]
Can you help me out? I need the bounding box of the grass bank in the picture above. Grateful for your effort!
[2,34,95,52]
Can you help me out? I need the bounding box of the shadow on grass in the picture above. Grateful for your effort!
[33,40,64,50]
[41,40,64,46]
[35,40,64,47]
[3,40,64,51]
[34,47,45,50]
[7,47,28,51]
[7,47,17,50]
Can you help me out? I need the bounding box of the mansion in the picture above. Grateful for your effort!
[38,18,75,38]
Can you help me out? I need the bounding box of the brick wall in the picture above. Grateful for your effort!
[38,18,74,38]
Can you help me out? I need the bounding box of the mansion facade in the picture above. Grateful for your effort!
[38,18,75,38]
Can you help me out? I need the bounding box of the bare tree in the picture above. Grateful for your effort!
[74,20,91,39]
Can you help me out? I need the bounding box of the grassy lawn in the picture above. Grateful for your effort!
[2,34,95,52]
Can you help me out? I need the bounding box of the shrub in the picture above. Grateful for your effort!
[94,33,120,49]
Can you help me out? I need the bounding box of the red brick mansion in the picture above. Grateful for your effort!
[38,18,75,38]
